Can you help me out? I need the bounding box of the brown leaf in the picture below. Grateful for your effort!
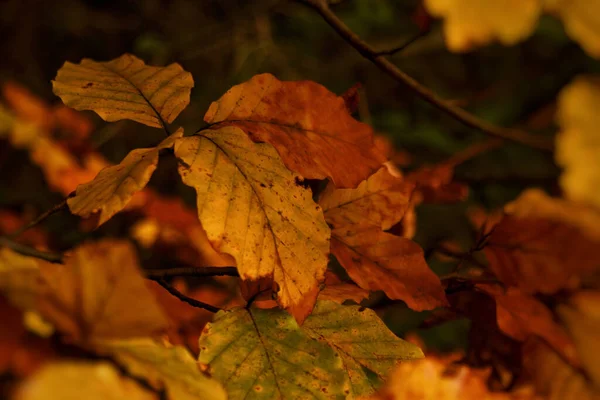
[331,225,447,311]
[407,163,469,204]
[318,271,370,304]
[477,284,579,367]
[204,73,385,188]
[484,192,600,294]
[37,240,169,342]
[320,165,414,231]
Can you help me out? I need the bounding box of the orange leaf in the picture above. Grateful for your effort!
[318,271,370,304]
[2,82,55,132]
[204,73,385,188]
[331,225,447,311]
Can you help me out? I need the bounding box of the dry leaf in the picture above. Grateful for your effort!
[331,225,447,311]
[37,240,169,342]
[14,362,157,400]
[484,191,600,294]
[424,0,542,52]
[318,271,370,304]
[0,248,41,310]
[175,126,330,322]
[546,0,600,59]
[67,129,183,226]
[555,76,600,208]
[477,284,579,367]
[319,166,414,231]
[53,54,194,128]
[558,291,600,390]
[204,73,385,188]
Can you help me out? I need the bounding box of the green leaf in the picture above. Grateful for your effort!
[52,54,194,129]
[198,306,350,399]
[303,301,424,397]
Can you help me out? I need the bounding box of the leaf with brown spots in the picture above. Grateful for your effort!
[37,240,169,342]
[52,54,194,129]
[303,300,423,398]
[175,126,330,323]
[204,73,385,188]
[197,306,349,399]
[318,271,370,305]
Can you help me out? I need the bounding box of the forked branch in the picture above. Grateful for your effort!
[295,0,554,151]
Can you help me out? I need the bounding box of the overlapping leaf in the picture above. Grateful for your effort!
[303,300,423,397]
[94,339,227,400]
[67,129,182,226]
[0,248,41,310]
[37,240,169,341]
[484,190,600,294]
[555,76,600,209]
[197,306,349,399]
[318,271,370,305]
[175,126,330,321]
[203,73,385,188]
[53,54,194,128]
[424,0,541,52]
[14,362,157,400]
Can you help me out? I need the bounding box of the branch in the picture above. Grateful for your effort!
[8,198,69,239]
[144,266,239,278]
[295,0,554,151]
[375,29,430,56]
[152,278,221,313]
[0,237,63,263]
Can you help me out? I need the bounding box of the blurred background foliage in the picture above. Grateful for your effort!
[1,0,598,352]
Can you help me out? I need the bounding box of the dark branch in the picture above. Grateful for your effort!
[153,278,221,313]
[295,0,554,151]
[144,266,239,278]
[375,29,430,56]
[0,237,64,263]
[8,199,68,239]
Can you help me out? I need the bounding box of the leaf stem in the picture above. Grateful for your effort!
[152,278,221,313]
[7,198,68,239]
[295,0,554,151]
[0,237,64,263]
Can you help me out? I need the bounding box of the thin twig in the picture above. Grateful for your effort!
[439,271,500,284]
[295,0,554,151]
[0,237,63,263]
[8,199,68,239]
[145,266,239,278]
[443,139,503,168]
[153,278,221,313]
[375,29,430,56]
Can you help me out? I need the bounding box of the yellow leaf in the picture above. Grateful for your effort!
[67,129,183,226]
[174,126,330,321]
[319,166,414,231]
[37,240,169,342]
[558,291,600,390]
[546,0,600,59]
[330,225,447,311]
[95,338,227,400]
[52,54,194,129]
[0,248,40,310]
[424,0,542,52]
[555,76,600,208]
[204,73,385,188]
[14,362,157,400]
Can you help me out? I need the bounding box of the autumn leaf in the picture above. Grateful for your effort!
[555,76,600,209]
[37,240,169,342]
[330,225,447,311]
[67,129,183,226]
[94,338,227,400]
[522,339,600,400]
[175,126,330,322]
[0,248,41,310]
[546,0,600,59]
[558,291,600,389]
[303,300,423,397]
[52,54,194,129]
[424,0,541,52]
[197,306,349,399]
[319,165,414,231]
[318,271,370,305]
[477,284,579,367]
[203,73,385,188]
[14,362,157,400]
[483,190,600,294]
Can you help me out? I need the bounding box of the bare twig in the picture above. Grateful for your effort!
[153,278,221,313]
[144,266,239,278]
[8,199,69,239]
[443,139,504,168]
[295,0,554,151]
[0,237,63,263]
[375,29,430,56]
